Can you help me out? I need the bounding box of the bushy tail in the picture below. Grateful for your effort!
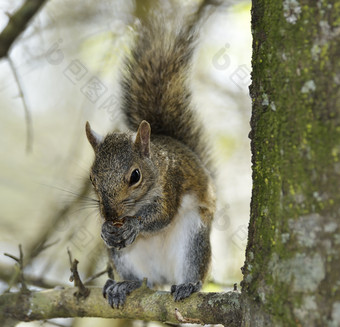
[120,13,208,164]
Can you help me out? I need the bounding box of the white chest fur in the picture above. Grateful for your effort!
[116,194,203,285]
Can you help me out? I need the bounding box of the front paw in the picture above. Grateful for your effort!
[103,279,142,308]
[101,217,140,249]
[171,281,202,301]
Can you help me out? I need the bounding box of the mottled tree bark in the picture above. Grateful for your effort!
[0,287,241,326]
[242,1,340,326]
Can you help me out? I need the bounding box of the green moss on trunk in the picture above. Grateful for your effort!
[243,1,340,326]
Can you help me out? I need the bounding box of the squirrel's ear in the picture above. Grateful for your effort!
[135,120,151,157]
[86,121,103,151]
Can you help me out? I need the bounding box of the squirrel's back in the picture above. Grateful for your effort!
[121,14,208,164]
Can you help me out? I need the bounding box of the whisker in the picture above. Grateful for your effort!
[41,183,99,203]
[70,206,99,215]
[122,199,136,205]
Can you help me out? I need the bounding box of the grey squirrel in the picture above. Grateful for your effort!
[85,9,216,308]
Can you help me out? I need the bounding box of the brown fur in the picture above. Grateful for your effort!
[86,11,216,303]
[121,15,209,166]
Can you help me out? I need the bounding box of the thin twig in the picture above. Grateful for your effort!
[8,56,33,153]
[28,179,92,261]
[0,263,66,289]
[67,248,73,266]
[6,178,92,291]
[4,245,29,293]
[0,0,48,58]
[18,245,29,293]
[3,253,19,262]
[84,267,108,285]
[67,248,90,299]
[30,239,60,259]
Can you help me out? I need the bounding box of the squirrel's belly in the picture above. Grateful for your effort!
[115,193,203,285]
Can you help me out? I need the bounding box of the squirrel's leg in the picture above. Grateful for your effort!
[103,279,142,308]
[171,212,212,301]
[137,197,177,233]
[171,281,202,301]
[102,200,176,308]
[103,249,143,308]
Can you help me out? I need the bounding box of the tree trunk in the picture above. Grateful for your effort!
[242,1,340,326]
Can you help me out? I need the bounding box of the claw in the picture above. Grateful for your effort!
[171,281,202,301]
[103,279,142,308]
[103,279,115,298]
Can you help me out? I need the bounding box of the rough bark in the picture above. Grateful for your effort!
[242,1,340,326]
[0,287,241,326]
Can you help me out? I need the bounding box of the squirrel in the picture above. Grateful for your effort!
[85,9,216,308]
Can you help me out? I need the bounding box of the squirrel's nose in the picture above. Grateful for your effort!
[103,206,118,221]
[100,196,119,221]
[100,191,127,221]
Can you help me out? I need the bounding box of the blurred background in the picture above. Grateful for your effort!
[0,0,251,326]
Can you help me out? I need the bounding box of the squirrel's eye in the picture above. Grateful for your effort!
[129,169,141,186]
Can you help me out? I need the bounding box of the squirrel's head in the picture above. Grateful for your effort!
[86,120,157,221]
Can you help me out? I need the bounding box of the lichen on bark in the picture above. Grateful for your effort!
[243,1,340,326]
[0,287,242,326]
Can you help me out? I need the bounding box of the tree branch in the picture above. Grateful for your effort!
[7,56,33,153]
[0,263,65,289]
[0,0,48,58]
[0,287,241,326]
[4,180,92,291]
